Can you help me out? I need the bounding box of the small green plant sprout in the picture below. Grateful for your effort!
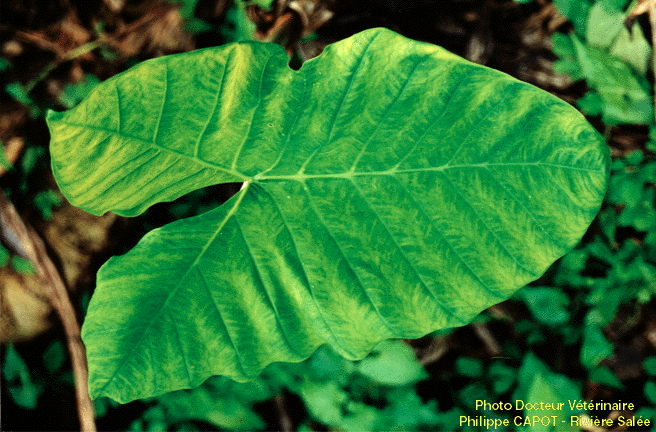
[47,28,610,403]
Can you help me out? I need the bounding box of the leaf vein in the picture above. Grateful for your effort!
[258,186,350,354]
[194,47,234,158]
[258,162,602,182]
[168,309,193,384]
[439,171,535,276]
[297,34,378,175]
[152,62,168,145]
[392,65,466,170]
[96,186,251,395]
[232,215,306,358]
[442,83,515,167]
[394,177,504,300]
[79,150,161,207]
[114,82,121,133]
[56,122,249,181]
[302,182,401,340]
[537,164,588,210]
[196,267,249,377]
[256,77,308,178]
[231,53,275,171]
[484,167,562,246]
[349,179,465,324]
[148,165,214,202]
[349,58,425,172]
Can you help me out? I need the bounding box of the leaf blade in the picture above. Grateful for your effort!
[49,28,610,402]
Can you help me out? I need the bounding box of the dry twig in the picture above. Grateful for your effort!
[472,323,502,356]
[419,335,450,366]
[274,394,293,432]
[0,191,96,432]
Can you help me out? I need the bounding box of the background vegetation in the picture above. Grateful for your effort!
[1,0,655,430]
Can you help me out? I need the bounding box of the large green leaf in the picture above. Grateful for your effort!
[47,28,609,403]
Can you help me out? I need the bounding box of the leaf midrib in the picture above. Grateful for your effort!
[254,162,604,181]
[55,121,250,182]
[57,120,602,188]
